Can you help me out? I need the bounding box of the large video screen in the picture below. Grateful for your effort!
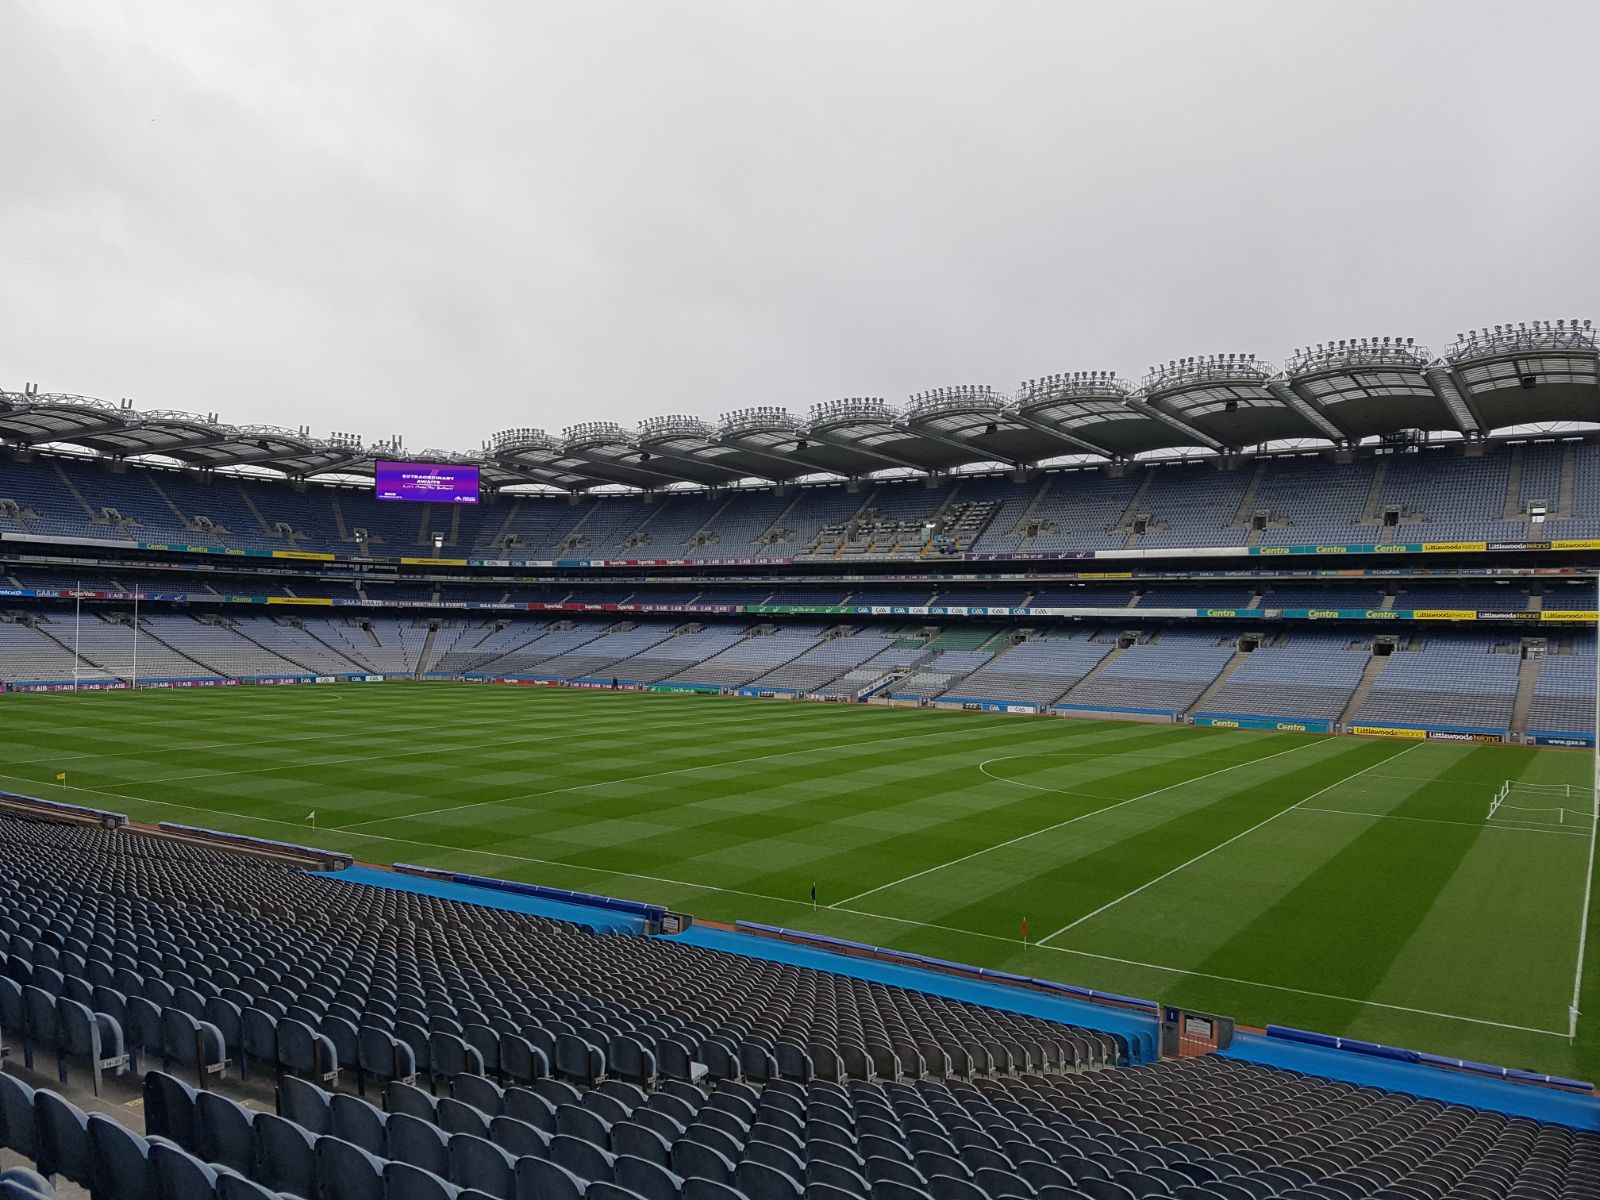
[374,461,480,504]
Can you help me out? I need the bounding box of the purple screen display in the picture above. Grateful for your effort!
[374,461,480,504]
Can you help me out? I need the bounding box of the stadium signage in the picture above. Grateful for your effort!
[1349,725,1428,739]
[1193,715,1329,733]
[9,528,1594,568]
[1534,735,1595,748]
[138,678,238,690]
[1425,730,1504,744]
[1410,609,1477,621]
[11,681,130,692]
[1539,610,1599,622]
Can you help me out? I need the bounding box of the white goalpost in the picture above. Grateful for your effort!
[1488,780,1597,826]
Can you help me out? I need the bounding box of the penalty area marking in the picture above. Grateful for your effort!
[1297,805,1587,837]
[1038,742,1420,945]
[0,769,1562,1039]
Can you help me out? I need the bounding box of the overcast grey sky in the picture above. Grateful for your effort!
[2,1,1596,453]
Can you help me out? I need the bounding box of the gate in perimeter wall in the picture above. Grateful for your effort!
[1162,1007,1236,1057]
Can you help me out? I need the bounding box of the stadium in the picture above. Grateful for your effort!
[3,1,1600,1197]
[0,319,1597,1199]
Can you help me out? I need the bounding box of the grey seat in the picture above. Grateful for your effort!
[332,1092,390,1156]
[588,1186,649,1200]
[673,1138,736,1184]
[143,1071,201,1150]
[926,1175,986,1200]
[315,1134,386,1200]
[616,1154,686,1200]
[383,1160,462,1200]
[505,1088,557,1132]
[278,1018,338,1087]
[683,1179,747,1200]
[21,987,62,1077]
[389,1081,440,1122]
[608,1036,657,1087]
[516,1157,588,1200]
[126,997,165,1071]
[242,1008,279,1079]
[500,1032,547,1084]
[34,1089,91,1186]
[196,1090,256,1174]
[254,1112,319,1198]
[972,1166,1034,1199]
[490,1114,551,1160]
[162,1008,228,1088]
[278,1075,333,1136]
[557,1103,612,1148]
[0,1167,54,1200]
[736,1159,803,1200]
[453,1075,505,1117]
[53,998,127,1097]
[556,1034,605,1086]
[205,996,245,1075]
[553,1131,618,1183]
[390,1112,453,1178]
[613,1122,671,1167]
[439,1097,493,1139]
[430,1031,485,1082]
[809,1160,871,1198]
[148,1138,222,1200]
[0,1071,37,1162]
[359,1024,419,1091]
[218,1171,290,1200]
[450,1133,517,1199]
[88,1110,155,1200]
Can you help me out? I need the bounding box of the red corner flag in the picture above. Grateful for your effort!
[1020,916,1029,944]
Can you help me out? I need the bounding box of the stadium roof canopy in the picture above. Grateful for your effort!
[3,320,1595,492]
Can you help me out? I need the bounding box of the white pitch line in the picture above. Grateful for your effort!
[1299,805,1588,837]
[832,737,1324,909]
[1570,779,1599,1040]
[1039,742,1420,945]
[817,905,1566,1038]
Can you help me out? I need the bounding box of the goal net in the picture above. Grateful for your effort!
[1488,781,1598,827]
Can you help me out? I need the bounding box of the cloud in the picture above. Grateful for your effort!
[2,0,1596,454]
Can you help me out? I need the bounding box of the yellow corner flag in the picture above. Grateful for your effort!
[55,772,67,783]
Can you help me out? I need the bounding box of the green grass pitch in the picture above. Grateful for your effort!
[2,681,1595,1078]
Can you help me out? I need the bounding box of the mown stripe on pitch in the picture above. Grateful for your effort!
[1171,744,1490,1028]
